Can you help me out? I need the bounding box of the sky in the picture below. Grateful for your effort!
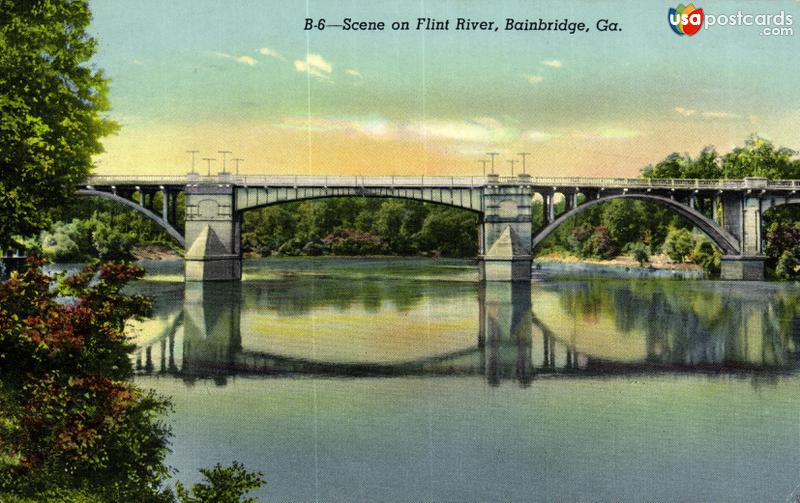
[88,0,800,177]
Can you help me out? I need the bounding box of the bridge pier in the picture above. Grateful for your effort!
[479,183,533,281]
[184,185,242,281]
[720,184,766,280]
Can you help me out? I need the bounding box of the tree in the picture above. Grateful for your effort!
[601,199,647,245]
[691,237,721,275]
[662,228,695,263]
[585,226,618,259]
[414,208,478,257]
[0,260,173,501]
[721,136,800,180]
[627,242,650,266]
[0,0,117,250]
[176,462,265,503]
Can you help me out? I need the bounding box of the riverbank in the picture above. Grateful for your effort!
[533,253,706,279]
[132,243,182,260]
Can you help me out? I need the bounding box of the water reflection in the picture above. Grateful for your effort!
[133,277,800,386]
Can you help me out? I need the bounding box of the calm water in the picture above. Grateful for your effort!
[129,258,800,502]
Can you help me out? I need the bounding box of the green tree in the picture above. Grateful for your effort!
[721,136,800,179]
[415,207,478,257]
[691,237,721,275]
[628,242,650,266]
[601,199,647,245]
[662,228,695,263]
[176,462,265,503]
[0,0,117,249]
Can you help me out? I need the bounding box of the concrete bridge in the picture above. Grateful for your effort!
[81,173,800,281]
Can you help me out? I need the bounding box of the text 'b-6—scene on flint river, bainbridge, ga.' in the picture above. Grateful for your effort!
[1,1,800,502]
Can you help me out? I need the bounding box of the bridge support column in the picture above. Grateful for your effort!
[480,185,533,281]
[720,191,765,280]
[481,282,533,386]
[184,185,241,281]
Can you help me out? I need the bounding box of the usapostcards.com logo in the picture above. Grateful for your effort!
[668,3,704,36]
[668,3,794,37]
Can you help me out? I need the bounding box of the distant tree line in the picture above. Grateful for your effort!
[22,197,183,262]
[242,199,479,258]
[538,136,800,278]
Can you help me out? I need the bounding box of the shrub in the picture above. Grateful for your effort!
[691,238,721,275]
[627,242,651,266]
[776,251,800,280]
[586,226,619,260]
[663,228,695,263]
[176,462,265,503]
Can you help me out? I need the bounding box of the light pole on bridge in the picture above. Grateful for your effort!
[186,150,199,174]
[218,150,232,175]
[232,158,244,176]
[517,152,530,175]
[202,157,216,177]
[486,152,499,175]
[478,159,489,176]
[507,159,517,177]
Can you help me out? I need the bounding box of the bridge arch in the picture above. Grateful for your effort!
[234,186,484,214]
[77,189,186,247]
[531,193,740,255]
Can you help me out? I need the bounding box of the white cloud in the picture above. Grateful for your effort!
[258,47,286,61]
[525,130,555,142]
[674,107,739,119]
[279,115,520,144]
[211,51,258,66]
[235,55,257,66]
[406,117,517,144]
[294,53,333,81]
[278,116,390,138]
[542,60,562,68]
[701,111,740,119]
[346,69,363,79]
[526,75,544,84]
[575,127,642,140]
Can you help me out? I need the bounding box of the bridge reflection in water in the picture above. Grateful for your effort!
[133,278,800,386]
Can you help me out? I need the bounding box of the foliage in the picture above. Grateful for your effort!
[32,196,184,262]
[0,259,175,501]
[175,462,265,503]
[691,237,721,275]
[627,242,651,266]
[662,228,695,263]
[323,229,388,256]
[584,226,618,260]
[0,260,267,501]
[243,199,478,258]
[0,0,117,250]
[767,222,800,280]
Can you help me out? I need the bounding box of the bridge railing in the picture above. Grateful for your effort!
[229,175,487,187]
[84,175,800,191]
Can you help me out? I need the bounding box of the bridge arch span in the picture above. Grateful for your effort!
[531,193,740,255]
[77,189,186,247]
[234,186,484,214]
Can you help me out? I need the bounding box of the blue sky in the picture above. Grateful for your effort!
[88,0,800,176]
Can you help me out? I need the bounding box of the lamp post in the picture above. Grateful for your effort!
[218,150,232,175]
[186,150,199,174]
[517,152,530,175]
[202,157,215,177]
[478,159,489,176]
[486,152,499,175]
[232,158,244,176]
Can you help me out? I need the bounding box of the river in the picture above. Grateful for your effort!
[127,258,800,502]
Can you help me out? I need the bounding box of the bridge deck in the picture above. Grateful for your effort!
[84,174,800,191]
